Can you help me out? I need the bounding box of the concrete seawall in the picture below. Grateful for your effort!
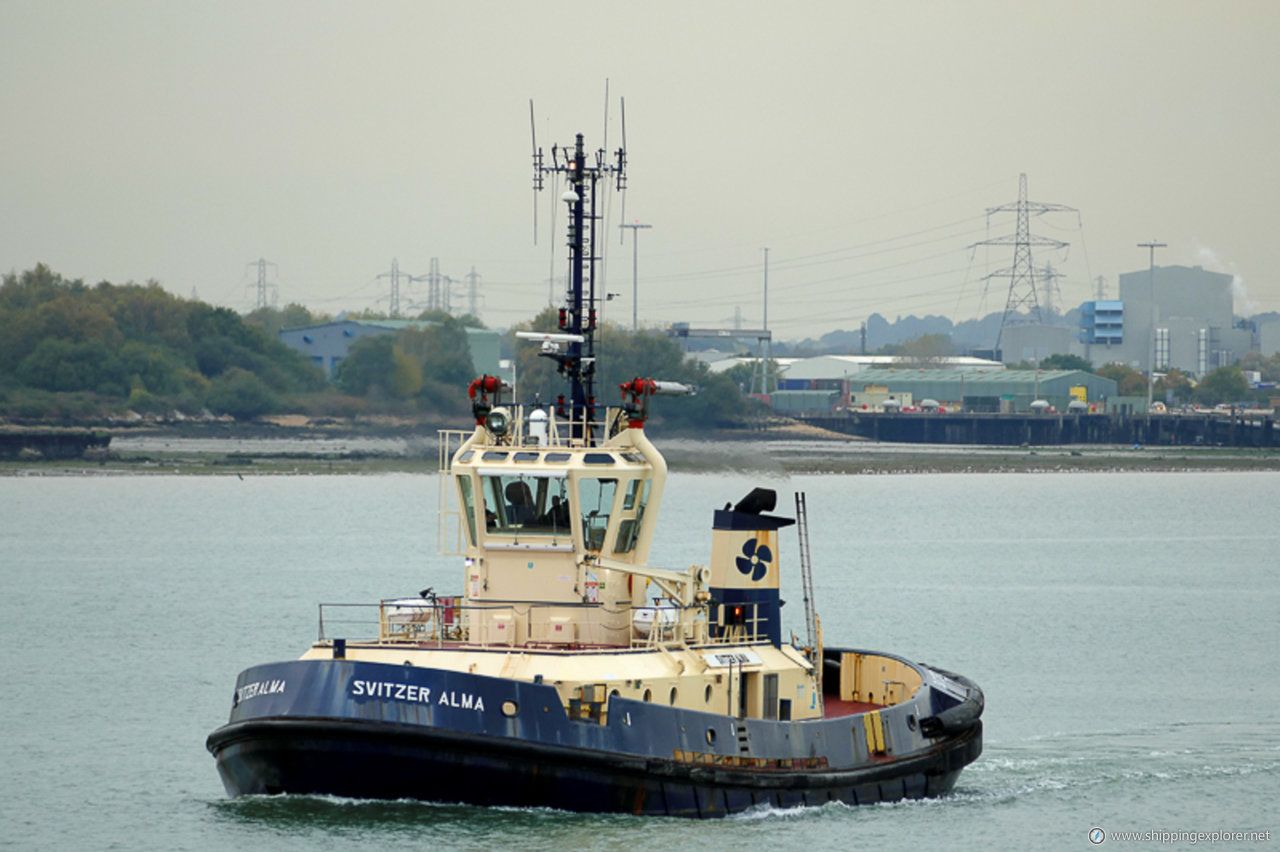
[800,411,1276,448]
[0,430,111,459]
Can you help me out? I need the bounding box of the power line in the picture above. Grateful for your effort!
[648,243,976,313]
[640,215,988,285]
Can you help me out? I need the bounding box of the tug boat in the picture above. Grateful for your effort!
[206,130,983,817]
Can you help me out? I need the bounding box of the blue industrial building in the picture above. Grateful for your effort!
[1079,300,1124,345]
[280,319,500,379]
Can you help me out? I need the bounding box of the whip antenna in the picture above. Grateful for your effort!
[618,96,628,241]
[530,99,543,244]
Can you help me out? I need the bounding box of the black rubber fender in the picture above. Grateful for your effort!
[919,667,984,737]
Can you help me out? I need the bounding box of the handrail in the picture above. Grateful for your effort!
[454,404,636,451]
[437,430,471,556]
[316,598,768,650]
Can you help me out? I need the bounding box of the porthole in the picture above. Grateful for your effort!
[669,687,678,705]
[609,689,621,699]
[501,700,519,717]
[643,688,652,702]
[704,684,713,704]
[706,728,717,745]
[907,714,917,731]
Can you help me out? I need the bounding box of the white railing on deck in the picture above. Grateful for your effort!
[443,406,629,454]
[316,600,767,650]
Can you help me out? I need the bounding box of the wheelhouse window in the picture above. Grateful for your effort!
[457,474,479,546]
[622,477,648,511]
[579,477,618,551]
[479,471,571,536]
[614,477,651,554]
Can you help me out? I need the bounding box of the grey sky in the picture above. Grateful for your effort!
[3,1,1277,340]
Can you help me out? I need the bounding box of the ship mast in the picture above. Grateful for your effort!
[534,130,627,444]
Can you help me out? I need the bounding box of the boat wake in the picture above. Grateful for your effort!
[949,723,1280,807]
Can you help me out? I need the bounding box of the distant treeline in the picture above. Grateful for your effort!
[0,265,332,420]
[0,265,764,427]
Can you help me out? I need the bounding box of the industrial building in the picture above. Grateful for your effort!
[1069,265,1251,375]
[1000,323,1076,365]
[705,353,1003,381]
[769,367,1116,414]
[719,353,1118,414]
[986,265,1255,379]
[279,319,500,378]
[1101,264,1251,375]
[1261,319,1280,358]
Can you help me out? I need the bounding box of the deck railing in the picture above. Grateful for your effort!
[316,598,766,650]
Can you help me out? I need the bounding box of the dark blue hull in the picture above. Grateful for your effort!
[210,716,979,816]
[207,651,982,818]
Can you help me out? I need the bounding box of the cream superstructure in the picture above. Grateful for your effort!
[302,399,824,723]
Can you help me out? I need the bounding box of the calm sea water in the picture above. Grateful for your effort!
[1,469,1276,850]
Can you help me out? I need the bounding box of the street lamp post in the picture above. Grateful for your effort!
[620,221,652,331]
[762,247,770,395]
[1138,241,1166,412]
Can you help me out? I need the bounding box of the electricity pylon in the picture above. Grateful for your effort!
[972,174,1076,352]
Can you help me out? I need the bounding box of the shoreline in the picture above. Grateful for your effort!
[2,431,1277,476]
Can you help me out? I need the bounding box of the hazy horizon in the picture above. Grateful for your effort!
[4,1,1277,338]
